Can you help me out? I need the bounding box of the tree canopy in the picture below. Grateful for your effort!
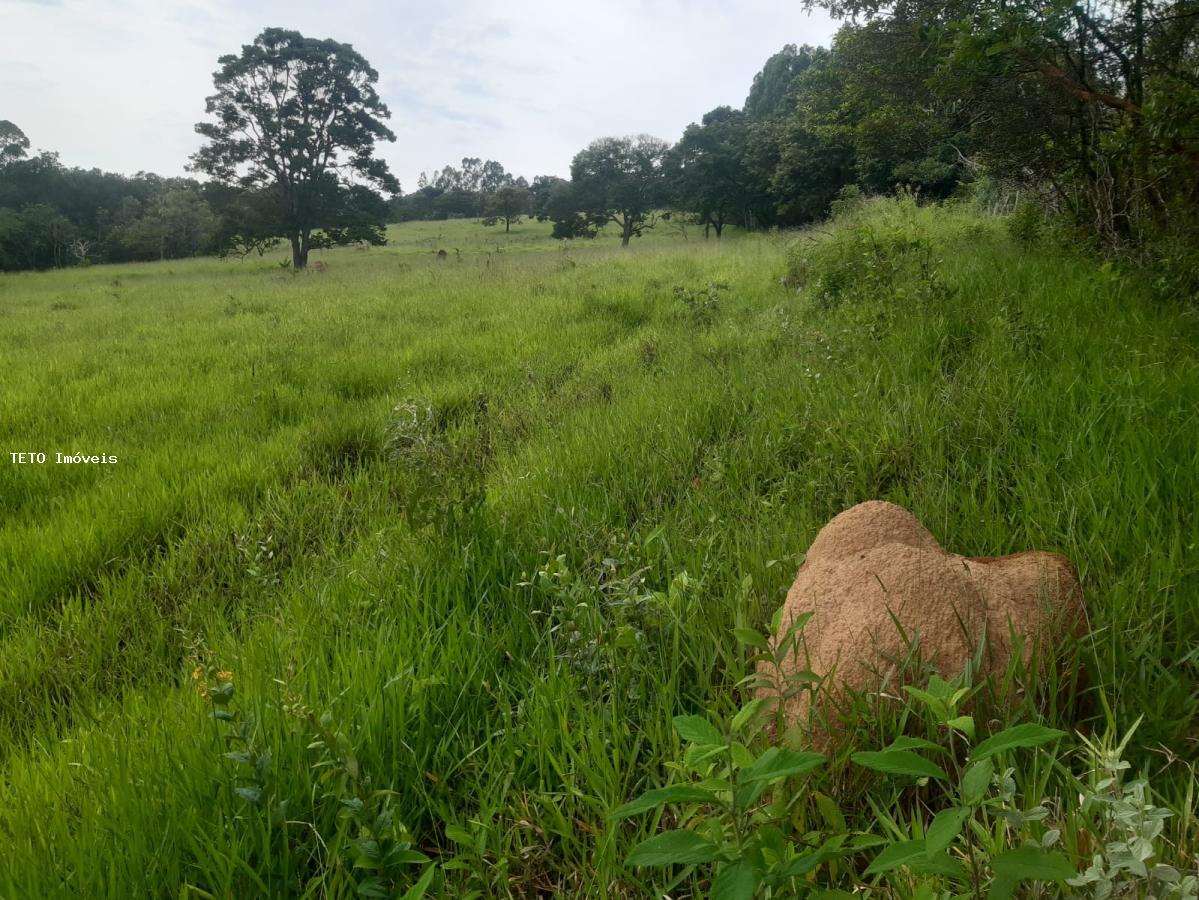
[191,28,398,268]
[4,5,1197,270]
[566,135,670,246]
[0,121,30,167]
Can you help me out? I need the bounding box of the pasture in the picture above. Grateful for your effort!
[0,202,1195,897]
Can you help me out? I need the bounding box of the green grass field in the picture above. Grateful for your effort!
[0,202,1195,897]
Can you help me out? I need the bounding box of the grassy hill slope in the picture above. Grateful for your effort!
[0,202,1194,897]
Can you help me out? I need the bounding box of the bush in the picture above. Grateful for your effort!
[1007,200,1045,245]
[613,611,1198,900]
[784,212,947,308]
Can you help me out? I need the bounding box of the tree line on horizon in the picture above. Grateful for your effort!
[1,2,1196,272]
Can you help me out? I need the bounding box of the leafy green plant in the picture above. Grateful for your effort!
[611,705,843,897]
[784,215,949,310]
[1007,200,1045,246]
[298,705,435,899]
[199,668,436,899]
[523,544,690,700]
[1067,717,1198,900]
[612,613,1091,899]
[849,675,1076,900]
[611,612,849,897]
[383,396,488,528]
[673,281,727,325]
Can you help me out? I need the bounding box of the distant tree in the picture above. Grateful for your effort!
[205,184,282,257]
[9,204,75,268]
[568,135,670,246]
[801,0,1199,248]
[433,188,478,219]
[482,184,530,232]
[388,185,438,221]
[191,28,399,268]
[667,107,754,237]
[112,188,217,260]
[0,121,30,166]
[431,164,463,191]
[479,160,512,195]
[529,175,568,220]
[744,45,820,120]
[458,158,484,193]
[763,46,856,224]
[316,179,391,246]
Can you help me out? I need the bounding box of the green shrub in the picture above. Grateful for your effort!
[1007,200,1045,245]
[784,217,948,309]
[613,612,1197,899]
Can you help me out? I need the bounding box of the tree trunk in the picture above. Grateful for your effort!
[290,234,309,269]
[505,217,511,233]
[714,221,724,239]
[621,217,633,247]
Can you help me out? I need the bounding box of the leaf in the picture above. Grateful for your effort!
[734,778,769,811]
[849,834,888,851]
[353,838,381,861]
[400,866,437,900]
[991,847,1075,882]
[776,841,846,878]
[925,807,970,855]
[711,859,761,900]
[864,839,930,875]
[255,747,272,780]
[731,698,769,734]
[388,849,431,865]
[209,681,235,706]
[961,759,993,805]
[609,785,719,819]
[673,715,723,746]
[684,743,727,768]
[781,609,814,636]
[739,748,826,783]
[909,851,968,879]
[730,741,754,769]
[988,875,1017,900]
[903,686,949,718]
[356,877,388,899]
[234,786,262,804]
[851,750,948,780]
[814,791,847,833]
[948,715,976,739]
[626,830,721,867]
[733,628,769,649]
[887,736,946,753]
[445,824,476,846]
[970,724,1065,761]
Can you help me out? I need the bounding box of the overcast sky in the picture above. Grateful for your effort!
[1,0,840,190]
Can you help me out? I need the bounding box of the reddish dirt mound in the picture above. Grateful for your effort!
[761,501,1085,729]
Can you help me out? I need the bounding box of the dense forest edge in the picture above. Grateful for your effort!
[3,0,1198,296]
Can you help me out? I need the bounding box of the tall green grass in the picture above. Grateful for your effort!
[0,206,1194,896]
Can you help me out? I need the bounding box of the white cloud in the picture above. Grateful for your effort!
[0,0,840,189]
